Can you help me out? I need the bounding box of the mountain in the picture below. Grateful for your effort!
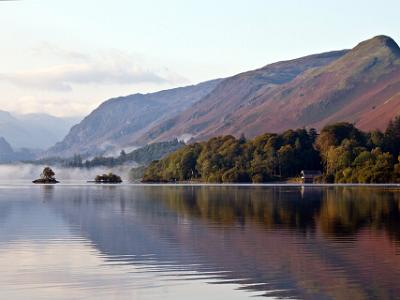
[0,137,13,157]
[46,79,222,157]
[47,35,400,157]
[139,35,400,143]
[0,136,37,163]
[0,111,81,149]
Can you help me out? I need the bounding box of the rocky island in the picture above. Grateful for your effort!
[32,167,59,184]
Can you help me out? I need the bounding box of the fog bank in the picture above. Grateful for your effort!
[0,164,133,182]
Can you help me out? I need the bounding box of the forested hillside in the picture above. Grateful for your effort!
[142,117,400,183]
[33,139,184,168]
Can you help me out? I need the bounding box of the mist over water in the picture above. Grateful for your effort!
[0,163,134,182]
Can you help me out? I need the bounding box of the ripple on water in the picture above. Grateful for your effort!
[1,185,400,299]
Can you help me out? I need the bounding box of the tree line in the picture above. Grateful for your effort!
[30,139,185,169]
[142,117,400,183]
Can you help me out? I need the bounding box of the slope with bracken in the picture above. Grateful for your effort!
[140,35,400,143]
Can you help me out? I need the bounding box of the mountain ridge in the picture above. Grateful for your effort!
[139,35,400,143]
[46,35,400,158]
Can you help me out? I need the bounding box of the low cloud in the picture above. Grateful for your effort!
[0,45,188,92]
[0,163,135,182]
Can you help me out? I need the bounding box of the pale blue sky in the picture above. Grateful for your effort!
[0,0,399,116]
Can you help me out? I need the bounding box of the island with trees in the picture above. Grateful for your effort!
[93,173,123,183]
[32,167,59,184]
[142,116,400,184]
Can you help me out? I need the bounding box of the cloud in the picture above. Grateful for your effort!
[0,64,168,92]
[32,43,92,62]
[0,46,188,92]
[12,95,89,117]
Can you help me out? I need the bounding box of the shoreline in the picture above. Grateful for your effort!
[0,181,400,188]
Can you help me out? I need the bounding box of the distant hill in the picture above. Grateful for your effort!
[0,136,37,163]
[0,137,13,158]
[46,79,222,157]
[140,35,400,143]
[0,111,81,150]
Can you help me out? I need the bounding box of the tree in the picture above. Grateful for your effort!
[316,122,364,156]
[308,128,318,143]
[94,173,122,183]
[368,130,384,149]
[222,168,250,183]
[41,167,55,180]
[277,144,296,177]
[239,133,246,144]
[384,116,400,158]
[179,149,197,180]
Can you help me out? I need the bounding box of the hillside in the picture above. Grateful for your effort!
[140,35,400,143]
[46,79,222,157]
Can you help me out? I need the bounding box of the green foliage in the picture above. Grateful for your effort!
[143,129,321,183]
[143,116,400,183]
[94,173,122,183]
[384,117,400,158]
[316,120,400,183]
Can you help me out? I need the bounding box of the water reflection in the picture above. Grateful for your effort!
[1,185,400,299]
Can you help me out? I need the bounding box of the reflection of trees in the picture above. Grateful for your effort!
[149,186,322,233]
[41,185,55,202]
[149,186,400,241]
[318,187,400,240]
[46,186,400,299]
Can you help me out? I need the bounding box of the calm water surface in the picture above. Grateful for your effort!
[1,184,400,299]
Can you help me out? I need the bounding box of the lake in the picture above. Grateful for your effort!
[1,184,400,299]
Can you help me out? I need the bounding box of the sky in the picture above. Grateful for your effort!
[0,0,399,117]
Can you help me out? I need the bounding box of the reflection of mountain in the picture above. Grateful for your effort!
[47,186,400,299]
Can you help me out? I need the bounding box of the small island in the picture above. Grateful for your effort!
[93,173,122,184]
[33,167,59,184]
